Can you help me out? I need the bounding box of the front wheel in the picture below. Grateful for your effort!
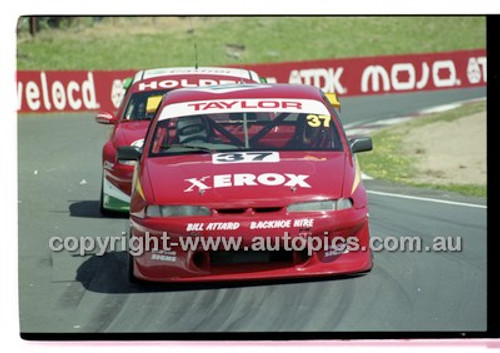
[127,228,140,284]
[127,252,139,284]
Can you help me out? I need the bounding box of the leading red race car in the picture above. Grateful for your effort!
[118,83,373,282]
[95,67,262,214]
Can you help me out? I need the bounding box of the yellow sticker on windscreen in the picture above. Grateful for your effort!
[146,95,163,113]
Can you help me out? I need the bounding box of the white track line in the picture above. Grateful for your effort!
[361,172,373,180]
[369,116,413,126]
[367,190,487,209]
[417,103,462,115]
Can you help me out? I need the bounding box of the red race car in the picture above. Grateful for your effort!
[95,67,262,214]
[118,83,373,282]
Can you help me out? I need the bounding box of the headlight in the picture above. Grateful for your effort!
[119,160,136,166]
[287,199,352,212]
[146,205,211,217]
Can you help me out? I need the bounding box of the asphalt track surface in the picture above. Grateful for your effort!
[18,87,487,333]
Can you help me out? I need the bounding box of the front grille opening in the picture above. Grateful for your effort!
[216,208,246,214]
[294,249,312,264]
[253,207,282,213]
[210,250,294,266]
[192,252,207,269]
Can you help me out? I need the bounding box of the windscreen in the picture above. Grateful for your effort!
[149,109,343,156]
[123,90,168,121]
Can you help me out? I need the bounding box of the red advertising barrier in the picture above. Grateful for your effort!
[17,49,486,113]
[242,49,487,96]
[17,70,135,113]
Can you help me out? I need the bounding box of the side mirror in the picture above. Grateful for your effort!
[350,137,373,153]
[117,146,142,162]
[95,112,118,125]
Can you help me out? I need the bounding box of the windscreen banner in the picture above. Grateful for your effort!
[17,49,486,113]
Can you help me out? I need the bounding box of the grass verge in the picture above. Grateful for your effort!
[17,16,485,70]
[357,101,486,197]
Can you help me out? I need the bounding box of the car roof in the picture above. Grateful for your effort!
[132,67,260,84]
[163,83,324,104]
[156,83,329,121]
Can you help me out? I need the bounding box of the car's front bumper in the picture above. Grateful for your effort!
[129,206,372,282]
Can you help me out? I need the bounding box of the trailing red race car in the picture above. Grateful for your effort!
[118,83,373,282]
[95,67,262,214]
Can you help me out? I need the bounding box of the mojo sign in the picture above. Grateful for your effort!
[240,49,486,96]
[360,56,487,93]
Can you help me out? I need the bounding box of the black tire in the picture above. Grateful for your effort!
[127,227,140,284]
[128,252,139,284]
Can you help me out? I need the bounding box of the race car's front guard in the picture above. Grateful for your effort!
[102,172,131,212]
